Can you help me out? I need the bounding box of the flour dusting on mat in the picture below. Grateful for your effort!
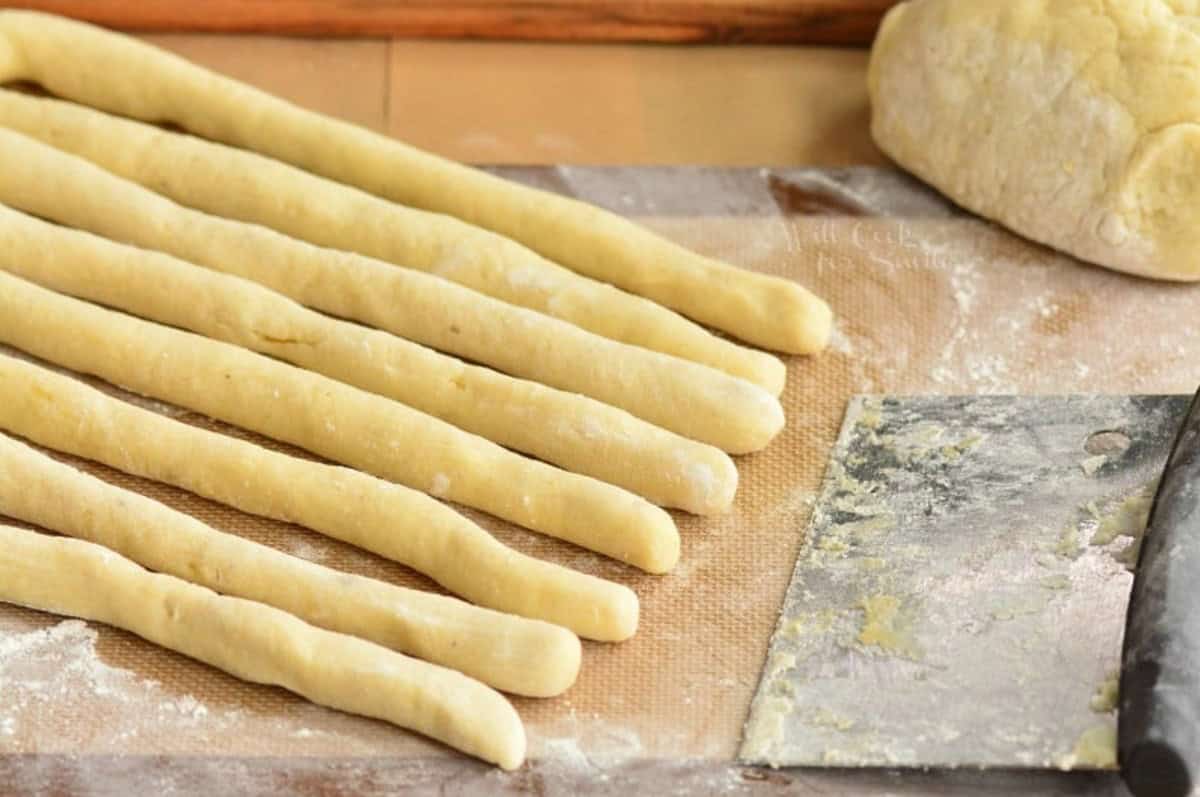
[283,538,331,563]
[0,619,142,694]
[531,715,646,773]
[0,619,227,751]
[0,611,458,758]
[826,323,856,355]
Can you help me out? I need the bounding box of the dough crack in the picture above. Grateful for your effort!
[252,330,318,347]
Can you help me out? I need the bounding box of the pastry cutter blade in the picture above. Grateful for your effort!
[740,394,1194,773]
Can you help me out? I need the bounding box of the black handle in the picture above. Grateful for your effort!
[1120,386,1200,797]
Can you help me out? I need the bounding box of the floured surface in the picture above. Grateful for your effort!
[1,166,1198,790]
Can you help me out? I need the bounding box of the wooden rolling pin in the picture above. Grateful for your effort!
[2,1,899,44]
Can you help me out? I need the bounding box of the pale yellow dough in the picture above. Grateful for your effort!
[0,524,526,769]
[0,269,675,584]
[0,11,830,357]
[0,355,634,640]
[0,118,783,455]
[870,0,1200,280]
[33,108,787,399]
[0,432,579,699]
[0,199,737,515]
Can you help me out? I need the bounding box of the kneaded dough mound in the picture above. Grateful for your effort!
[869,0,1200,281]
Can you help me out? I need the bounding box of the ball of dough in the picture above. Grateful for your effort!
[868,0,1200,281]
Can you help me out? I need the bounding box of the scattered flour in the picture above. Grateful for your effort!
[530,715,645,771]
[429,472,451,498]
[539,737,594,772]
[505,265,557,295]
[950,261,978,315]
[826,323,856,355]
[284,538,329,563]
[161,694,209,721]
[123,395,192,419]
[578,415,604,441]
[0,620,190,752]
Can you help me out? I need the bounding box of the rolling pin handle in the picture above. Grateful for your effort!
[1119,386,1200,797]
[1122,738,1191,797]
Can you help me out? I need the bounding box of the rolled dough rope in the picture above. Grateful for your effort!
[0,525,526,769]
[0,432,578,700]
[0,60,784,395]
[0,357,638,638]
[0,201,736,516]
[0,118,785,454]
[0,13,827,362]
[0,270,675,587]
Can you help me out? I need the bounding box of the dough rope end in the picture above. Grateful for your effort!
[677,449,739,516]
[721,386,786,456]
[636,506,682,576]
[707,453,741,516]
[463,688,526,769]
[789,291,834,356]
[525,624,583,697]
[758,353,788,398]
[606,584,641,642]
[494,719,528,771]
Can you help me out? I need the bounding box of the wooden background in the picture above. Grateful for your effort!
[135,32,886,167]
